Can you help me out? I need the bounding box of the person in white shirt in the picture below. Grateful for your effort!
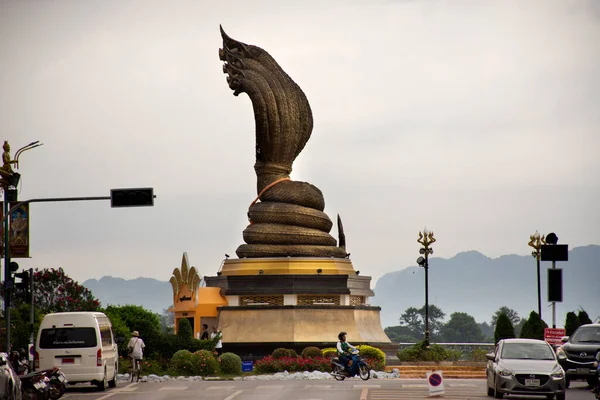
[127,331,145,372]
[211,325,223,356]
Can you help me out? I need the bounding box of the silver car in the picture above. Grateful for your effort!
[486,338,566,400]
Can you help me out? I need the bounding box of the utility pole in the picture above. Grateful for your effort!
[417,229,436,347]
[528,231,545,320]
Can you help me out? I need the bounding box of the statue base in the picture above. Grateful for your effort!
[204,257,390,356]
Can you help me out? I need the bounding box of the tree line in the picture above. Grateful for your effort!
[385,305,595,343]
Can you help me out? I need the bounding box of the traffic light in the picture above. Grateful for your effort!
[110,188,154,208]
[548,268,563,302]
[14,270,31,302]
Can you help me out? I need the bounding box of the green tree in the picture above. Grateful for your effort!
[102,307,132,353]
[177,318,193,340]
[491,307,520,328]
[384,325,420,343]
[577,309,593,325]
[564,311,580,336]
[159,307,174,334]
[494,313,516,344]
[399,304,445,341]
[105,305,162,357]
[514,318,526,337]
[24,268,100,313]
[479,322,494,341]
[519,311,547,340]
[440,312,484,343]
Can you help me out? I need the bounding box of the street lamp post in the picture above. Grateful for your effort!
[417,229,436,347]
[527,231,545,320]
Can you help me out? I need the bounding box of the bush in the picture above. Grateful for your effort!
[396,340,460,362]
[170,350,195,375]
[272,348,297,359]
[254,356,331,374]
[218,352,242,375]
[321,347,337,358]
[357,345,385,365]
[287,349,298,358]
[193,350,218,376]
[301,346,323,359]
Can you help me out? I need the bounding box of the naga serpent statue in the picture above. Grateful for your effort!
[219,26,347,259]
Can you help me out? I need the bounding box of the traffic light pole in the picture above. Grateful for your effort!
[3,199,11,353]
[2,191,155,351]
[29,267,34,371]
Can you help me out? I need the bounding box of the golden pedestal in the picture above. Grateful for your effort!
[206,257,390,354]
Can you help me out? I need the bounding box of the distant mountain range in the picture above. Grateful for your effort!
[83,246,600,329]
[82,276,173,314]
[372,245,600,329]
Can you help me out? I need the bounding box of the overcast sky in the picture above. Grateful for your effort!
[1,0,599,288]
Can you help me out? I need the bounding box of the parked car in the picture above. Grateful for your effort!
[556,323,600,387]
[486,338,566,400]
[0,352,22,400]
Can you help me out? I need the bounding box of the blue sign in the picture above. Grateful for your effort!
[242,361,253,372]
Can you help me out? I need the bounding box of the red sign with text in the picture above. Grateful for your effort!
[544,328,566,346]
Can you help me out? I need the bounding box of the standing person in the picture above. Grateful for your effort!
[211,326,223,356]
[336,331,359,375]
[199,324,209,340]
[127,331,145,373]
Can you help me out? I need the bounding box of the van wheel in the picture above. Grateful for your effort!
[96,368,107,391]
[108,363,117,388]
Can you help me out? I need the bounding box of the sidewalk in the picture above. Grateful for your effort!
[385,364,486,379]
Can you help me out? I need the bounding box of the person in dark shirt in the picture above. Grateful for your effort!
[199,324,209,340]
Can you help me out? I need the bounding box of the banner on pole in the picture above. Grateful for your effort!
[1,202,30,258]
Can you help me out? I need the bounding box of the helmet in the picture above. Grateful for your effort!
[338,331,347,341]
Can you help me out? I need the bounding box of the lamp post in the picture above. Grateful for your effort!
[527,231,545,320]
[417,229,436,347]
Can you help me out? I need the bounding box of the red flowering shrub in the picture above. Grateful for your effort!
[193,350,218,376]
[30,267,100,313]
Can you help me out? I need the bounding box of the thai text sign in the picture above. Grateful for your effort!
[544,328,566,346]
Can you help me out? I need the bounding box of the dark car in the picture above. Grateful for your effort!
[556,323,600,387]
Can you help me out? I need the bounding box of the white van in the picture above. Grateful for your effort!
[35,312,118,390]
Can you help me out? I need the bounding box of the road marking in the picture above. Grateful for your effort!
[304,384,331,389]
[118,382,139,392]
[158,386,188,391]
[224,390,243,400]
[96,393,116,400]
[256,385,285,390]
[448,383,477,387]
[354,384,380,388]
[206,385,237,390]
[402,384,428,388]
[360,387,369,400]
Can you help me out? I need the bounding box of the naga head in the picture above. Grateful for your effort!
[218,26,314,193]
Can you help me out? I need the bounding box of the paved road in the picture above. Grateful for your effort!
[61,379,594,400]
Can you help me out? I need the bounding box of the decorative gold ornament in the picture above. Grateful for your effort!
[169,253,202,301]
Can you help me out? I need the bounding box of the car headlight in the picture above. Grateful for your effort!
[551,368,564,378]
[556,347,567,360]
[498,368,513,377]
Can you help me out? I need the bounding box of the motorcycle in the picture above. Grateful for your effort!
[331,351,370,381]
[19,371,50,400]
[39,367,67,399]
[595,353,600,400]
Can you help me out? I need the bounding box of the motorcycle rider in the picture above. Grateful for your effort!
[337,331,359,375]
